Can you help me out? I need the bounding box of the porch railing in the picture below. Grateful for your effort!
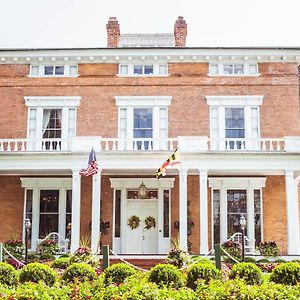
[0,136,299,153]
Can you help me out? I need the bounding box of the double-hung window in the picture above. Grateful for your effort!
[115,96,171,150]
[25,96,81,151]
[118,63,168,76]
[30,65,78,77]
[209,63,259,76]
[207,96,263,150]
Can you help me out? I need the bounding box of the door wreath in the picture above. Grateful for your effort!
[144,216,156,230]
[128,215,140,230]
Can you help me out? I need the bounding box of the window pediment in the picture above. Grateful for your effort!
[206,96,263,106]
[115,96,172,107]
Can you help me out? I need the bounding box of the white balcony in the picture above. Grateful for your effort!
[0,136,300,153]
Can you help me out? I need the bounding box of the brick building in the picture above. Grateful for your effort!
[0,17,300,256]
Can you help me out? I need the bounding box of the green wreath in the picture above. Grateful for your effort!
[128,215,140,230]
[144,216,156,230]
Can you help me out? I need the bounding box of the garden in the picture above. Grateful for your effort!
[0,238,300,299]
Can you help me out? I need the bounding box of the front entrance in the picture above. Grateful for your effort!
[125,200,158,254]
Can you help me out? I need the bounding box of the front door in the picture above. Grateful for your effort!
[125,200,158,254]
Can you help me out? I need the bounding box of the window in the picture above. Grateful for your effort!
[65,190,72,240]
[29,65,78,77]
[114,190,121,238]
[206,96,263,150]
[25,96,81,151]
[115,96,171,150]
[25,189,33,248]
[213,190,220,245]
[254,189,262,244]
[163,190,170,238]
[209,63,259,76]
[118,63,168,76]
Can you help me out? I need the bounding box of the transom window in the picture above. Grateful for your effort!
[209,63,259,76]
[127,189,158,199]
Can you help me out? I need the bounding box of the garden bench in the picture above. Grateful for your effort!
[37,232,69,254]
[229,232,255,254]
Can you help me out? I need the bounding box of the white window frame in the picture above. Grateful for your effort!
[24,96,81,150]
[29,65,78,77]
[118,63,169,77]
[206,96,263,150]
[209,177,266,248]
[208,62,260,77]
[115,96,171,150]
[21,177,72,251]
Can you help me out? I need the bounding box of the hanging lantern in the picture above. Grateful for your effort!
[138,182,148,199]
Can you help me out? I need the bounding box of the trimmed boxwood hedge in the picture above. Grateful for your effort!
[186,262,220,289]
[104,263,137,286]
[148,263,185,289]
[270,262,300,285]
[52,257,70,269]
[63,263,96,283]
[0,262,18,285]
[19,262,57,286]
[229,262,262,285]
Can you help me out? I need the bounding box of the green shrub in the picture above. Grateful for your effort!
[70,246,92,264]
[186,262,220,289]
[258,240,280,257]
[104,263,137,286]
[27,253,39,263]
[257,258,270,263]
[222,240,241,262]
[63,263,96,283]
[19,262,57,286]
[4,239,24,260]
[244,256,256,263]
[229,262,262,285]
[270,262,300,285]
[274,258,286,263]
[148,263,185,289]
[39,253,56,261]
[165,247,191,268]
[37,240,59,256]
[0,262,18,285]
[52,257,70,269]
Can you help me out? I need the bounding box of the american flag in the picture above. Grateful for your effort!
[79,148,99,176]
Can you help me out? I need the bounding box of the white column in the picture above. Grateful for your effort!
[285,170,300,255]
[71,170,81,253]
[91,171,102,253]
[220,186,227,242]
[199,170,209,254]
[179,169,188,251]
[246,188,255,252]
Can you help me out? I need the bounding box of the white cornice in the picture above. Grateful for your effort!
[206,95,264,106]
[2,48,300,64]
[20,177,72,188]
[208,177,266,188]
[115,96,172,107]
[110,178,175,189]
[24,96,81,107]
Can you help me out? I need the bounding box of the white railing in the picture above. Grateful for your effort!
[0,138,70,152]
[208,138,285,151]
[99,138,178,151]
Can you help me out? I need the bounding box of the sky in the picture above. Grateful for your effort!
[0,0,300,49]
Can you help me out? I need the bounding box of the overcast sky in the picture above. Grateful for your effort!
[0,0,299,49]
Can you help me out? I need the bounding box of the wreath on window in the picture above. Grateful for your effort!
[128,215,140,230]
[144,216,156,230]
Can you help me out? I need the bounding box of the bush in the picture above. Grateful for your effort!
[37,240,59,256]
[222,240,241,261]
[104,263,137,286]
[63,263,96,283]
[229,262,262,285]
[257,258,270,263]
[52,257,70,269]
[0,262,18,285]
[39,253,56,261]
[148,263,185,289]
[4,239,24,259]
[186,262,220,289]
[19,262,57,286]
[258,240,280,257]
[165,247,191,268]
[274,258,286,263]
[70,246,92,264]
[270,262,300,285]
[244,256,256,263]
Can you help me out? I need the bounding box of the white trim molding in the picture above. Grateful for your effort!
[115,96,172,107]
[206,96,264,106]
[208,177,266,189]
[21,177,72,188]
[110,178,175,189]
[24,96,81,107]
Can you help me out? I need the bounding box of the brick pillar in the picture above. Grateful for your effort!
[106,17,120,48]
[174,16,187,47]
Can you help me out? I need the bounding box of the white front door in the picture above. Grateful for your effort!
[125,200,158,254]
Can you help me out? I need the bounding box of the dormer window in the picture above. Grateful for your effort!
[118,63,168,77]
[209,63,259,76]
[29,65,78,77]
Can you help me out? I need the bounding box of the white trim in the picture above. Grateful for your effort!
[208,63,260,76]
[24,96,81,107]
[28,64,78,77]
[115,96,172,107]
[208,177,266,189]
[110,178,175,189]
[21,177,72,188]
[206,96,264,106]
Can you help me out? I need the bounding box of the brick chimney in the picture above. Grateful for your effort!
[174,16,187,47]
[106,17,120,48]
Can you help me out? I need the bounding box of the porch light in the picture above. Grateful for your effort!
[138,181,148,199]
[240,215,246,262]
[24,218,31,265]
